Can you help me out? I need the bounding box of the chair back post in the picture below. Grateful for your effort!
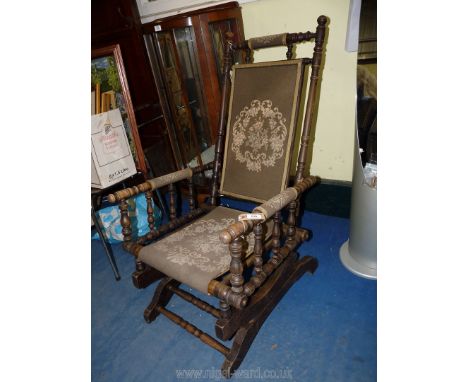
[245,47,252,63]
[294,15,327,184]
[209,32,235,206]
[286,42,293,60]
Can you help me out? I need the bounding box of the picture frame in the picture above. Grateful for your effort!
[91,44,147,174]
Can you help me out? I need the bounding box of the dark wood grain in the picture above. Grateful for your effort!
[168,182,177,221]
[286,200,297,246]
[145,191,156,232]
[167,284,222,319]
[229,236,245,295]
[209,31,234,206]
[294,16,327,184]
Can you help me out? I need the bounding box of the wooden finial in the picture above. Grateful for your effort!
[317,15,328,26]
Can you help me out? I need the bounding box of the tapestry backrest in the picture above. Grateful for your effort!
[220,59,305,203]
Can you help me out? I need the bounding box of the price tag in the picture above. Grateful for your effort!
[238,213,265,222]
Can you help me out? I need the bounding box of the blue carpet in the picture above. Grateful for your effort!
[92,199,376,381]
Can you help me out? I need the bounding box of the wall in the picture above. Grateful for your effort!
[241,0,357,181]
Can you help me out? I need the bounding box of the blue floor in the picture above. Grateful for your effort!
[92,200,376,381]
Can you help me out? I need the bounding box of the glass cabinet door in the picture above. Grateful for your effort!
[148,26,216,169]
[173,27,212,154]
[209,19,244,86]
[156,31,206,167]
[141,2,245,178]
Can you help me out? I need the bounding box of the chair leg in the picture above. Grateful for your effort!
[144,277,180,323]
[222,320,259,378]
[221,255,318,378]
[132,264,165,289]
[140,257,318,377]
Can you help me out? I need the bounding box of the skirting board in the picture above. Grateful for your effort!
[301,178,352,218]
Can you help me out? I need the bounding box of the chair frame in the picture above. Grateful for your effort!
[107,15,328,378]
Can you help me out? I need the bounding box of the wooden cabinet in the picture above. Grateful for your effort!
[92,0,179,177]
[141,2,245,168]
[92,0,245,178]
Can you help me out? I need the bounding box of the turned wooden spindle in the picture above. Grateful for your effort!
[245,48,251,63]
[229,236,244,294]
[208,280,247,309]
[166,284,221,319]
[219,299,231,320]
[286,43,293,60]
[145,191,155,232]
[242,222,265,297]
[286,200,297,246]
[187,176,195,212]
[219,220,254,244]
[168,182,177,221]
[253,222,264,274]
[157,306,229,356]
[295,16,327,184]
[120,199,144,272]
[271,211,282,266]
[243,246,292,297]
[108,182,152,203]
[119,199,132,242]
[287,31,316,46]
[190,160,214,174]
[243,271,265,297]
[210,31,234,206]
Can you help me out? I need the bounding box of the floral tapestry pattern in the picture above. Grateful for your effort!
[231,100,287,172]
[154,217,255,273]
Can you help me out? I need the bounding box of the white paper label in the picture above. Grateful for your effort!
[91,109,137,188]
[238,213,265,221]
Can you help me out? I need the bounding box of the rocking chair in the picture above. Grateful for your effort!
[107,15,328,377]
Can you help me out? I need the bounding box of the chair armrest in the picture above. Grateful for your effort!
[191,161,214,174]
[108,168,193,203]
[212,176,320,309]
[219,175,319,244]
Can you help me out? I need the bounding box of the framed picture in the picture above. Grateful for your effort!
[91,44,147,174]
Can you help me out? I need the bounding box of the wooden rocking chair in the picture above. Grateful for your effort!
[107,15,328,377]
